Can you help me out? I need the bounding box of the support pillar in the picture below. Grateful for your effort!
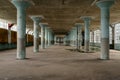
[8,27,12,44]
[30,16,43,52]
[81,16,91,52]
[11,0,32,59]
[92,30,94,47]
[40,23,48,49]
[96,0,114,60]
[75,23,83,51]
[45,26,48,48]
[48,27,51,46]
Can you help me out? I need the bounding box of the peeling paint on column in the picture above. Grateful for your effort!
[96,0,114,60]
[11,0,32,60]
[80,17,91,53]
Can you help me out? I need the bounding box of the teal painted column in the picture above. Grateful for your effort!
[96,0,114,60]
[41,25,45,49]
[48,28,52,46]
[40,23,48,49]
[45,26,48,48]
[11,0,32,59]
[8,27,12,44]
[81,16,91,52]
[30,16,43,52]
[75,23,83,51]
[54,35,57,44]
[71,28,77,47]
[63,36,67,45]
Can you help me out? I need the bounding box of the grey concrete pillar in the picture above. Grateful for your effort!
[75,23,83,51]
[54,35,57,44]
[47,27,51,46]
[8,27,12,44]
[81,16,91,52]
[11,0,32,59]
[96,0,114,60]
[92,31,94,46]
[40,23,48,49]
[45,26,48,48]
[30,16,43,52]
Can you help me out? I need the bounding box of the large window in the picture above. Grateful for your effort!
[90,32,94,43]
[115,23,120,43]
[94,29,101,43]
[0,19,8,29]
[0,19,33,35]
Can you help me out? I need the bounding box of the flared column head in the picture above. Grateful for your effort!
[30,15,44,23]
[75,23,83,28]
[96,0,114,9]
[10,0,34,9]
[80,16,92,22]
[39,23,48,28]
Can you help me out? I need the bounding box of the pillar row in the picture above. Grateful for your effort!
[11,0,32,60]
[96,0,114,60]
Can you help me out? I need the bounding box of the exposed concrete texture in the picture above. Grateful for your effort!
[17,38,26,59]
[11,0,32,59]
[0,45,120,80]
[96,0,114,60]
[101,38,109,59]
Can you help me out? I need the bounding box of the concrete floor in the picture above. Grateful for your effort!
[0,45,120,80]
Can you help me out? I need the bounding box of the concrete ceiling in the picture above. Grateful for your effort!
[0,0,120,34]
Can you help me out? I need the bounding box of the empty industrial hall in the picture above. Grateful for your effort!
[0,0,120,80]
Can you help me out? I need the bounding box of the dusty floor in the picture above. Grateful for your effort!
[0,45,120,80]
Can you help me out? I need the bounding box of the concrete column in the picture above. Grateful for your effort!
[54,35,57,44]
[45,26,48,48]
[41,26,45,49]
[96,0,114,60]
[48,28,51,46]
[11,0,32,59]
[92,31,94,46]
[75,23,83,51]
[8,27,12,44]
[40,23,48,49]
[63,36,67,45]
[30,16,43,52]
[81,16,91,52]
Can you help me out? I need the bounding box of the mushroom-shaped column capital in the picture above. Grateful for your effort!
[96,0,114,9]
[30,15,44,23]
[40,23,48,27]
[75,23,83,27]
[10,0,34,9]
[80,16,92,22]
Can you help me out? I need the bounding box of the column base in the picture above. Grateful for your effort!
[17,38,26,60]
[101,38,109,60]
[84,40,89,52]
